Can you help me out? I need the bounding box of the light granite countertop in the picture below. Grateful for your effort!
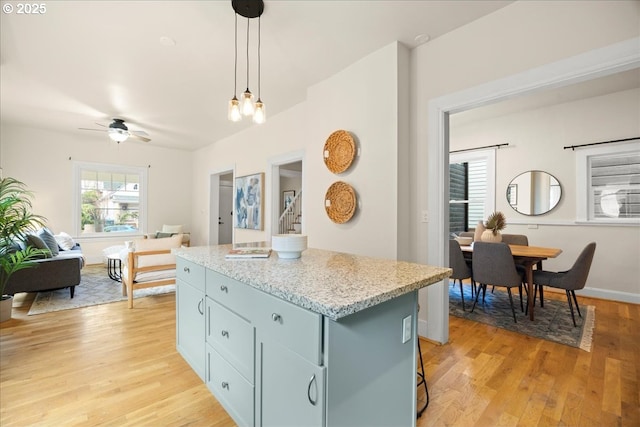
[174,245,451,321]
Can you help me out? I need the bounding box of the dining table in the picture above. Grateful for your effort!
[460,243,562,321]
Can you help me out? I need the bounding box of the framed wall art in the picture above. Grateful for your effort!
[235,172,264,230]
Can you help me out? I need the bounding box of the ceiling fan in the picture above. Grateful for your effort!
[79,118,151,143]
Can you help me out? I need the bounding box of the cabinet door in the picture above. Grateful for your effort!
[176,279,205,380]
[257,337,325,427]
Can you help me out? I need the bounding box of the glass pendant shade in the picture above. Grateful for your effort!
[228,96,242,122]
[253,99,266,124]
[241,89,255,116]
[108,128,129,142]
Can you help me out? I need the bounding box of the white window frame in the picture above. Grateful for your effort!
[576,141,640,225]
[72,161,148,237]
[449,148,496,228]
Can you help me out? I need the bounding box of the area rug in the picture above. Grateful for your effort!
[28,264,175,315]
[449,284,595,352]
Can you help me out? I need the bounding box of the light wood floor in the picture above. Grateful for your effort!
[1,284,638,426]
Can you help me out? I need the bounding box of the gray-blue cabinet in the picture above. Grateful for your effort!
[176,258,205,381]
[176,255,422,427]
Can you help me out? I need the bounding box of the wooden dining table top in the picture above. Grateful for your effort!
[460,243,562,259]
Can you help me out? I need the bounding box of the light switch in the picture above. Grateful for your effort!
[402,315,412,343]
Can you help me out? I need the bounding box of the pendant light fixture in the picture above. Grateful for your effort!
[228,0,265,124]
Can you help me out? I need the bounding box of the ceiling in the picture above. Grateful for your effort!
[0,0,514,151]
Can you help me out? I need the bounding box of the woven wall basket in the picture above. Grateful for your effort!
[323,130,356,174]
[325,181,357,224]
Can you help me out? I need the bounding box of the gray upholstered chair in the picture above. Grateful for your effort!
[501,234,529,246]
[532,242,596,327]
[471,242,524,323]
[492,234,530,301]
[449,240,474,311]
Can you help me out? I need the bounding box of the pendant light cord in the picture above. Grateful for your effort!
[257,16,261,99]
[233,13,238,96]
[246,17,250,91]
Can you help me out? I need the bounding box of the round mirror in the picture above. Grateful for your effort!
[507,170,561,216]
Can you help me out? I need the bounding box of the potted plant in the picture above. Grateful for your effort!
[81,189,106,233]
[481,211,506,242]
[0,177,49,322]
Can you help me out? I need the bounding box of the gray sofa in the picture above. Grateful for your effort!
[4,244,84,298]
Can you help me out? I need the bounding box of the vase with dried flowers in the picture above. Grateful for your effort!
[481,211,506,242]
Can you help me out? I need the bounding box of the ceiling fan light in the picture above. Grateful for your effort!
[108,128,129,142]
[228,96,242,122]
[241,89,255,116]
[253,99,266,124]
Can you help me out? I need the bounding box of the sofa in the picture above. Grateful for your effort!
[4,230,85,298]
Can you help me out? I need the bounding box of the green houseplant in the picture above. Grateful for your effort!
[0,177,49,321]
[481,211,506,242]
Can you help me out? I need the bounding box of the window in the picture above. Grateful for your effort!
[73,162,147,236]
[576,142,640,223]
[449,149,496,233]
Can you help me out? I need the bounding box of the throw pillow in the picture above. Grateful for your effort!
[54,231,76,251]
[155,231,174,239]
[162,224,183,234]
[37,228,60,256]
[25,234,52,258]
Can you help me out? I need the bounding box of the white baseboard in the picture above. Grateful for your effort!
[579,287,640,305]
[84,255,105,265]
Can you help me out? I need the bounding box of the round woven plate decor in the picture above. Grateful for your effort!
[323,130,356,174]
[324,181,356,224]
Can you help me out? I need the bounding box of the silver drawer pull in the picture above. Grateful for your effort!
[222,381,229,390]
[183,266,190,273]
[221,330,229,338]
[272,313,281,322]
[220,285,228,293]
[307,374,317,406]
[197,298,204,315]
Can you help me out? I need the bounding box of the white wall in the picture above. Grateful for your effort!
[0,124,193,263]
[450,88,640,298]
[191,42,408,260]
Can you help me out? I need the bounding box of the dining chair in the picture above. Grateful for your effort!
[532,242,596,327]
[501,234,529,246]
[471,242,525,323]
[491,234,531,303]
[449,240,474,310]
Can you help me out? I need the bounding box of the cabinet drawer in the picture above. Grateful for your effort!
[176,258,205,291]
[206,270,255,320]
[254,291,322,365]
[207,298,255,382]
[207,345,254,427]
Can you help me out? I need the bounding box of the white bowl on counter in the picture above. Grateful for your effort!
[271,234,308,259]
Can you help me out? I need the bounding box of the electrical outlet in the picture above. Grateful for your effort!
[421,211,429,223]
[402,315,412,343]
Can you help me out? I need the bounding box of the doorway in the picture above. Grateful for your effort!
[209,169,234,245]
[270,151,304,236]
[423,39,638,344]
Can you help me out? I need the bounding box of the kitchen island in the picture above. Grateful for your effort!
[174,245,451,427]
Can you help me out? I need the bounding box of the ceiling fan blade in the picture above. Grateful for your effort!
[78,127,106,132]
[130,131,151,142]
[95,122,108,128]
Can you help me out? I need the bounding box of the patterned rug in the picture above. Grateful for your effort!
[28,264,175,315]
[449,283,595,352]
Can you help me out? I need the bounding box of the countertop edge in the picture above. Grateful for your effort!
[175,247,452,321]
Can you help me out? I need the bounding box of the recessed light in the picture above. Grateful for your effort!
[414,34,430,45]
[159,36,176,46]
